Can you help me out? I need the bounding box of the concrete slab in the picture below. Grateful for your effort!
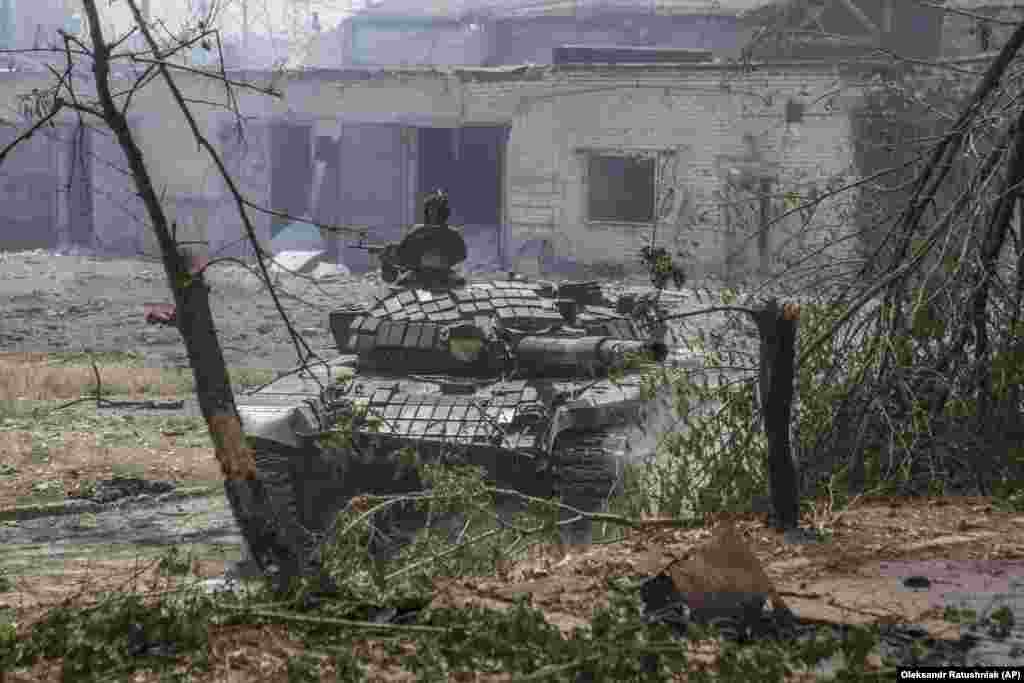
[269,250,325,275]
[310,261,351,280]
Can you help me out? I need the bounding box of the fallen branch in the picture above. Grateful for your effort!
[218,605,448,634]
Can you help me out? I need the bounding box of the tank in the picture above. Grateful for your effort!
[237,190,672,563]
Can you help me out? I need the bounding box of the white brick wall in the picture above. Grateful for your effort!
[458,64,861,279]
[0,62,863,270]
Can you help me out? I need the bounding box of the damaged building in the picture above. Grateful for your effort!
[0,0,990,282]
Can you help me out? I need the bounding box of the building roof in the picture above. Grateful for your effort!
[352,0,775,20]
[946,0,1024,8]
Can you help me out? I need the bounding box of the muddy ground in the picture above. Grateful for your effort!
[3,490,1024,676]
[0,248,680,373]
[0,249,389,372]
[4,249,1024,674]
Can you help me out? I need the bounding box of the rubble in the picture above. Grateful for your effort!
[309,261,351,280]
[266,249,326,276]
[68,475,177,505]
[637,521,972,669]
[143,302,177,326]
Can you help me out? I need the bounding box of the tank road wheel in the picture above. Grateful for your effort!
[551,431,629,546]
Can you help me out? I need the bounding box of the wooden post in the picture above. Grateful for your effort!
[754,299,801,530]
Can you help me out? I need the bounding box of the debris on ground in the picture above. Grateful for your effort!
[98,399,185,410]
[266,250,326,276]
[67,475,176,505]
[637,520,978,669]
[143,302,177,326]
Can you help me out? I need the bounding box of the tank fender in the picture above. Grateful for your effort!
[238,403,322,449]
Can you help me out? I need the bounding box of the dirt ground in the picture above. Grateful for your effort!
[0,249,387,372]
[2,497,1023,681]
[3,249,1024,678]
[0,249,679,373]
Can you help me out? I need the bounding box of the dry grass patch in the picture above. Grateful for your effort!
[0,557,233,614]
[0,352,193,400]
[0,353,277,509]
[0,434,221,508]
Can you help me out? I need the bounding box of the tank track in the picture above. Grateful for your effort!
[247,437,456,564]
[242,428,635,566]
[551,430,629,545]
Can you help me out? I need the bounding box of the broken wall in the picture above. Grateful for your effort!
[471,64,859,281]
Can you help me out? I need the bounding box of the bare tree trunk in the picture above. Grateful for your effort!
[78,0,307,593]
[755,300,800,530]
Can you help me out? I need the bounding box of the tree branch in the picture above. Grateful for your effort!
[0,99,64,165]
[128,54,282,98]
[120,0,317,374]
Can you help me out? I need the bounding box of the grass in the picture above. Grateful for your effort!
[0,401,211,451]
[0,352,956,680]
[0,354,273,510]
[0,519,904,683]
[0,352,192,399]
[0,352,275,401]
[0,405,218,507]
[110,462,149,479]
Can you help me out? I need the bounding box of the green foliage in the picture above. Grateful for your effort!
[317,462,532,594]
[988,606,1015,639]
[609,348,664,386]
[795,302,886,495]
[26,478,65,503]
[74,512,99,530]
[410,589,691,682]
[3,588,219,681]
[909,301,945,342]
[989,331,1024,404]
[156,546,194,577]
[628,288,771,520]
[0,400,212,450]
[317,403,382,451]
[75,478,98,499]
[992,475,1024,512]
[174,271,194,291]
[230,367,277,392]
[0,566,12,593]
[943,604,1015,640]
[48,351,146,368]
[0,617,17,673]
[941,604,970,624]
[331,647,367,681]
[30,442,52,464]
[640,246,686,291]
[286,652,322,682]
[641,369,766,519]
[137,368,196,395]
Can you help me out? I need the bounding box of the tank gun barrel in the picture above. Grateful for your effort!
[514,336,667,374]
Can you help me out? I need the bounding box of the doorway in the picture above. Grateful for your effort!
[417,125,508,269]
[268,120,314,240]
